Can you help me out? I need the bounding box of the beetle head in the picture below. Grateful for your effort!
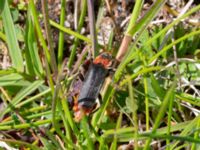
[93,52,112,69]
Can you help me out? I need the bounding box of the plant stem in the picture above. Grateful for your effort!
[0,119,53,130]
[41,0,58,74]
[29,0,51,67]
[68,0,87,69]
[116,0,144,62]
[50,20,91,43]
[58,0,66,69]
[87,0,98,57]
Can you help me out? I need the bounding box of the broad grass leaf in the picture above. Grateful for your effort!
[1,80,44,118]
[0,73,30,87]
[1,0,24,71]
[24,10,44,77]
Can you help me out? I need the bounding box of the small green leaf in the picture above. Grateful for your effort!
[150,74,165,99]
[15,24,24,42]
[10,8,19,23]
[126,97,138,113]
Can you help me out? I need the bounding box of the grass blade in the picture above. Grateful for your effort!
[81,117,94,150]
[0,73,30,86]
[148,29,200,64]
[128,0,166,36]
[50,20,91,43]
[29,0,51,69]
[68,0,87,69]
[57,0,66,69]
[144,81,176,149]
[1,0,24,72]
[1,80,44,118]
[0,31,6,42]
[25,9,44,77]
[169,115,200,149]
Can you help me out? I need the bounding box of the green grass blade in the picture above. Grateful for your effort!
[43,130,65,150]
[39,136,58,150]
[0,31,6,42]
[0,139,40,150]
[68,0,87,69]
[0,69,15,76]
[143,75,150,131]
[16,88,51,108]
[110,112,122,150]
[41,0,58,74]
[127,0,166,36]
[141,133,200,144]
[102,120,192,142]
[144,82,176,149]
[0,118,56,130]
[25,9,44,77]
[57,0,66,69]
[61,97,79,134]
[191,119,200,150]
[0,110,53,126]
[114,46,138,82]
[144,4,200,47]
[1,80,44,117]
[0,0,24,72]
[29,0,51,68]
[54,100,75,149]
[91,84,115,127]
[61,112,73,150]
[114,1,166,82]
[50,20,91,43]
[148,29,200,64]
[169,115,200,149]
[126,0,144,35]
[176,93,200,107]
[0,73,30,86]
[166,88,174,150]
[120,66,162,86]
[11,80,44,105]
[81,117,94,150]
[127,76,139,149]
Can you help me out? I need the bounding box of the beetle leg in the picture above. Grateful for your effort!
[98,94,102,105]
[78,73,85,81]
[88,96,101,114]
[72,95,79,112]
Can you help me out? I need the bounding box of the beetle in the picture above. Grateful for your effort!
[73,52,113,121]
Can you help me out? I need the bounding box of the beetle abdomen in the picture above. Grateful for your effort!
[78,63,108,108]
